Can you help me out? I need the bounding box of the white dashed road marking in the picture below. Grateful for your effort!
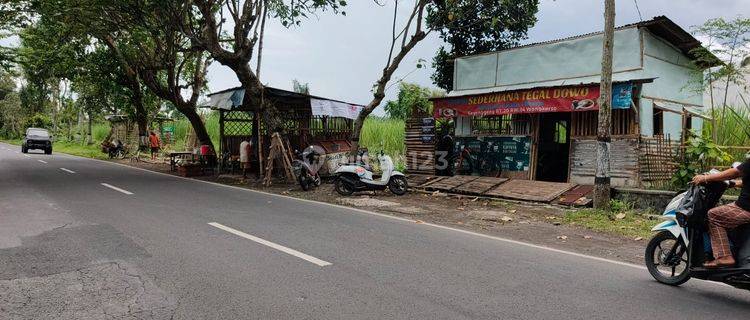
[38,160,47,164]
[208,222,332,267]
[101,183,134,195]
[60,168,75,174]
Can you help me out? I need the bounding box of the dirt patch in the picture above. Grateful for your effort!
[337,197,400,208]
[114,159,649,265]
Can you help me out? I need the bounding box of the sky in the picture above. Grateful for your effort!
[204,0,750,115]
[3,1,749,112]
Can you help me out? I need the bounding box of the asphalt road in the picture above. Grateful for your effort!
[1,141,749,320]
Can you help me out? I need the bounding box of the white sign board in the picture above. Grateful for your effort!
[310,98,363,120]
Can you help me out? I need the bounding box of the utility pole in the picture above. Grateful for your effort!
[594,0,615,210]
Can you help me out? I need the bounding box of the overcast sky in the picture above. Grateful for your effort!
[2,1,748,112]
[205,0,750,114]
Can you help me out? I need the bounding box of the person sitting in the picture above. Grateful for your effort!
[692,157,750,268]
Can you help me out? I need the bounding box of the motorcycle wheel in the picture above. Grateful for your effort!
[335,178,355,196]
[115,150,126,159]
[313,174,322,187]
[645,231,691,286]
[299,172,311,191]
[388,176,408,196]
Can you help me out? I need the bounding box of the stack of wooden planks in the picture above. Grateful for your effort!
[405,116,436,175]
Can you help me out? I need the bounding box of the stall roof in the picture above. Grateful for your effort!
[201,86,365,119]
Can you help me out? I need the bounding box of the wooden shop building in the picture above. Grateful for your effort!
[413,16,719,189]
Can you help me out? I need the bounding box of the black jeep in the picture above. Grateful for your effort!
[22,128,53,154]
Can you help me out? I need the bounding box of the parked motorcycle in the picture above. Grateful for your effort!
[645,162,750,290]
[292,146,322,191]
[333,150,408,196]
[104,140,126,159]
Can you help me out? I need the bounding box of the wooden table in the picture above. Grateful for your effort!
[169,151,195,172]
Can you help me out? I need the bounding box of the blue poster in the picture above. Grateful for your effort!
[612,83,633,109]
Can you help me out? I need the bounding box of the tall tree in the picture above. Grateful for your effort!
[175,0,344,175]
[27,0,155,143]
[178,0,345,128]
[691,17,750,142]
[94,1,216,150]
[350,1,538,154]
[16,11,157,142]
[0,0,30,69]
[426,0,539,91]
[292,79,310,94]
[350,0,431,155]
[383,82,433,121]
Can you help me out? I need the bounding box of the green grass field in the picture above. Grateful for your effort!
[167,113,406,157]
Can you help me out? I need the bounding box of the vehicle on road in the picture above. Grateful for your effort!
[292,146,323,191]
[646,163,750,290]
[333,150,407,196]
[22,128,52,154]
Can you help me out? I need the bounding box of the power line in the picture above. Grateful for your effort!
[632,0,643,21]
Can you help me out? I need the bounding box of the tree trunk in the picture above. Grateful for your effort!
[708,71,717,141]
[87,111,93,144]
[347,1,429,157]
[180,106,213,151]
[350,98,382,160]
[130,82,149,147]
[76,108,82,142]
[256,1,268,78]
[593,0,616,211]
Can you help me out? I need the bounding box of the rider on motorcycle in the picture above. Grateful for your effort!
[692,156,750,268]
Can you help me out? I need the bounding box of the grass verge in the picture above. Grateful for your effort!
[562,205,654,240]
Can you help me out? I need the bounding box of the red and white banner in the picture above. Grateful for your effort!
[433,84,631,118]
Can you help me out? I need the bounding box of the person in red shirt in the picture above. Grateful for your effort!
[148,131,161,160]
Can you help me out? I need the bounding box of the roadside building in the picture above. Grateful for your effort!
[425,16,720,188]
[202,86,364,176]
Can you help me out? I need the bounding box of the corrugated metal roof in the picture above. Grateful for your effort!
[201,86,364,110]
[457,16,721,68]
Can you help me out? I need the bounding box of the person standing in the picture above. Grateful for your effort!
[239,139,253,179]
[148,131,161,161]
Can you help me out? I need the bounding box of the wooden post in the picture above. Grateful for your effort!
[219,111,224,155]
[593,0,616,210]
[680,110,689,145]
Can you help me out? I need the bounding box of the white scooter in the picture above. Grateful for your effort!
[645,162,750,290]
[333,150,408,196]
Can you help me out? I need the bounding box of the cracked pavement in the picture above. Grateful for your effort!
[1,261,175,320]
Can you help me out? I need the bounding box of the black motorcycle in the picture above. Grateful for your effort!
[105,140,126,159]
[292,146,322,191]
